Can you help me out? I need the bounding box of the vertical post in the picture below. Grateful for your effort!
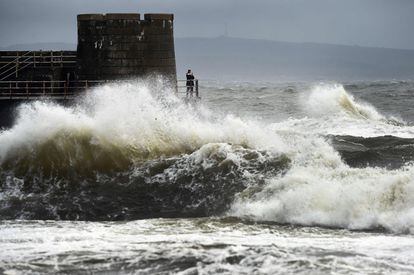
[33,51,36,68]
[26,82,29,99]
[196,79,199,98]
[50,51,53,67]
[9,82,12,99]
[61,51,63,67]
[85,80,88,90]
[64,81,67,99]
[16,52,19,77]
[43,81,45,95]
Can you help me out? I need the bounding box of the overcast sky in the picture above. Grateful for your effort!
[0,0,413,49]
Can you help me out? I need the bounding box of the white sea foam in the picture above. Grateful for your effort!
[272,83,414,138]
[0,79,285,163]
[229,132,414,233]
[2,219,414,274]
[305,84,386,121]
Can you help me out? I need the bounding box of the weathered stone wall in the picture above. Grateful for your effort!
[77,13,176,80]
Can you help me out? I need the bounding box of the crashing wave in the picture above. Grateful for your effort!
[0,80,285,174]
[2,79,414,234]
[306,84,405,125]
[229,161,414,234]
[0,143,289,220]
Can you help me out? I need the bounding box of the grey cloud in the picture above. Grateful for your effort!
[0,0,413,49]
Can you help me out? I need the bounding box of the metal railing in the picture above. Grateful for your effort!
[0,51,77,81]
[0,79,200,100]
[0,51,32,71]
[0,51,33,81]
[0,80,102,99]
[177,79,200,98]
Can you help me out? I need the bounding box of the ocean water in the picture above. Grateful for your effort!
[1,79,414,274]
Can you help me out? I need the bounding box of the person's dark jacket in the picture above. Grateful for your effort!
[186,73,195,86]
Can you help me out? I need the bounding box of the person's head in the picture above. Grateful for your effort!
[187,69,192,74]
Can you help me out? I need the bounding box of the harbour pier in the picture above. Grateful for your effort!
[0,13,198,128]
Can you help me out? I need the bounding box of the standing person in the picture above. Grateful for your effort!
[186,69,195,97]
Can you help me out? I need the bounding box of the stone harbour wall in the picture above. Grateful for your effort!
[76,13,176,80]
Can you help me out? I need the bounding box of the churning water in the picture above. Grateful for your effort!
[1,78,414,274]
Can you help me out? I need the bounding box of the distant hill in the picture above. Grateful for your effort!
[175,37,414,81]
[0,42,76,51]
[2,38,414,81]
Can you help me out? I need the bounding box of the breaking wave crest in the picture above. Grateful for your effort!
[271,84,412,138]
[0,79,284,175]
[230,158,414,234]
[306,84,404,125]
[0,142,289,220]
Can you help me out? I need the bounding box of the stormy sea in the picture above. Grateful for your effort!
[1,79,414,274]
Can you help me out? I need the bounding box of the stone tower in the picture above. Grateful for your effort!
[76,13,176,81]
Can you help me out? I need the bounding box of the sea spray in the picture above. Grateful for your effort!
[0,79,286,173]
[305,84,386,121]
[272,83,412,138]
